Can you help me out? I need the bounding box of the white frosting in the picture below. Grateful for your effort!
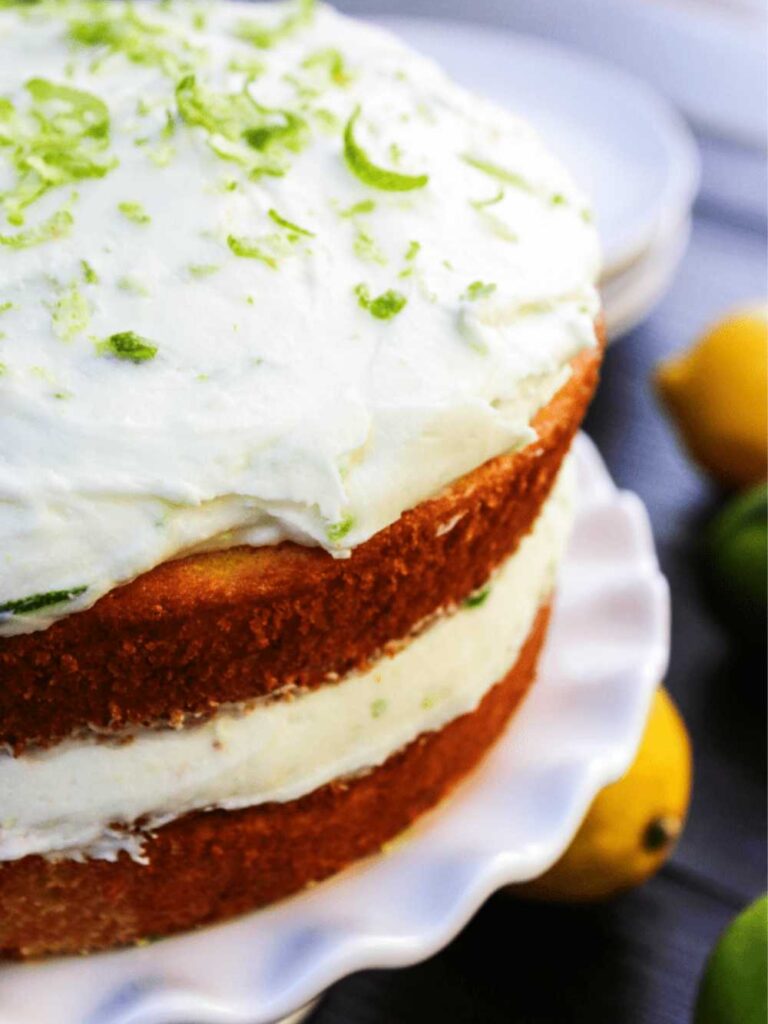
[0,456,574,862]
[0,0,599,635]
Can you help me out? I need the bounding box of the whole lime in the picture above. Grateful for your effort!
[695,895,768,1024]
[706,484,767,640]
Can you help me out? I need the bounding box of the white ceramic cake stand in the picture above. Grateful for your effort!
[0,434,670,1024]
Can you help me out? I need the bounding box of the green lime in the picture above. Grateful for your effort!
[695,894,768,1024]
[706,484,767,639]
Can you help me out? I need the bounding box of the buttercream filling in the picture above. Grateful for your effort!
[0,0,600,636]
[0,456,575,863]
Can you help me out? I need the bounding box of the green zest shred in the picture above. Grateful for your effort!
[68,5,201,79]
[118,200,151,224]
[241,110,308,156]
[312,107,340,134]
[97,330,158,363]
[302,48,353,87]
[339,198,375,218]
[228,207,314,266]
[227,234,279,268]
[188,263,221,278]
[0,586,87,617]
[0,207,73,248]
[404,240,420,261]
[470,188,504,209]
[117,275,149,296]
[326,513,355,543]
[355,284,407,321]
[353,227,385,265]
[370,698,388,719]
[176,74,308,177]
[343,108,428,192]
[227,55,266,77]
[80,258,99,284]
[464,586,491,609]
[462,154,534,194]
[0,78,116,225]
[53,283,90,341]
[268,207,314,238]
[236,0,315,50]
[462,281,496,301]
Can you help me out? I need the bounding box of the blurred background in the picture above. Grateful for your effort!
[307,0,768,1021]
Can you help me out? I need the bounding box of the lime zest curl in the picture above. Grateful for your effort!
[344,108,428,192]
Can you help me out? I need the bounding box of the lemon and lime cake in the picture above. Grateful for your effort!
[0,0,602,957]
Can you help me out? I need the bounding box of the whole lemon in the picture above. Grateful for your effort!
[510,688,692,901]
[655,307,768,488]
[695,894,768,1024]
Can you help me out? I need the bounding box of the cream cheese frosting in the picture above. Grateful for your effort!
[0,455,575,862]
[0,0,600,635]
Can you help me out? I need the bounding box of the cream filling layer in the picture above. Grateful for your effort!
[0,458,574,863]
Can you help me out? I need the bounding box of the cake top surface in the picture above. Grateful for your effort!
[0,0,600,636]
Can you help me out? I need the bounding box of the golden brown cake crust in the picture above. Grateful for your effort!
[0,335,601,753]
[0,604,549,960]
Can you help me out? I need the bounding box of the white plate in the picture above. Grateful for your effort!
[0,435,670,1024]
[368,16,700,278]
[467,0,766,149]
[602,214,692,340]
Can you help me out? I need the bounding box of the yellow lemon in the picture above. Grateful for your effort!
[655,306,768,488]
[511,689,692,902]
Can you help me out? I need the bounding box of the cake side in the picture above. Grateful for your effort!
[2,448,574,956]
[1,457,575,865]
[0,604,551,959]
[0,334,600,752]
